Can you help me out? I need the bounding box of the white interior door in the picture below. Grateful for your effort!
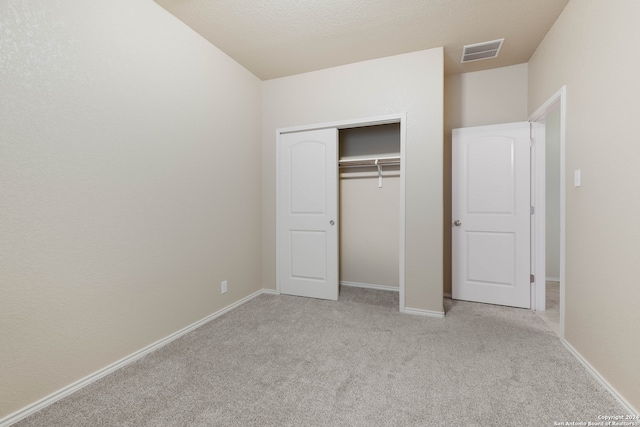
[452,122,531,308]
[277,128,339,300]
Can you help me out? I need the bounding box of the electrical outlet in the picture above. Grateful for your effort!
[221,280,228,294]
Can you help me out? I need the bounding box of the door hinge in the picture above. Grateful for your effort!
[529,122,534,145]
[530,274,535,283]
[530,206,535,215]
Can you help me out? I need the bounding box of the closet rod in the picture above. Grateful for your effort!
[338,162,400,168]
[338,155,400,166]
[338,156,400,188]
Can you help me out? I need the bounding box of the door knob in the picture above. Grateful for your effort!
[454,220,462,226]
[329,220,335,226]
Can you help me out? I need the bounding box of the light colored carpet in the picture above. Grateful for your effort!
[15,287,624,426]
[537,281,561,335]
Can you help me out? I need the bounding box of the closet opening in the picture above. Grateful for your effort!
[276,113,406,312]
[338,124,401,308]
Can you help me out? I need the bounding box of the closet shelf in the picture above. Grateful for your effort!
[338,156,400,188]
[338,155,400,167]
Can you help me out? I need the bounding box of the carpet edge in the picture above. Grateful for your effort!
[562,339,638,415]
[0,288,272,427]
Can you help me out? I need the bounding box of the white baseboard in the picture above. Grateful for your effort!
[401,307,445,318]
[546,277,560,282]
[562,339,638,415]
[340,281,399,292]
[0,289,274,427]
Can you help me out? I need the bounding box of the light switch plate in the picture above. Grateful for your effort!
[574,169,581,187]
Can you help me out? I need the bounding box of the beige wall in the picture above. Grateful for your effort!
[0,0,262,418]
[443,64,529,294]
[10,0,639,418]
[262,49,444,313]
[340,177,400,287]
[529,0,640,411]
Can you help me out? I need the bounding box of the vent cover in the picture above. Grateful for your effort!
[461,39,504,63]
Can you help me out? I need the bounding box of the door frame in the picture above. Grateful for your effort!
[529,86,566,336]
[275,113,407,312]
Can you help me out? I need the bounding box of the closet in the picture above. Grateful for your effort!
[276,119,403,304]
[339,123,401,293]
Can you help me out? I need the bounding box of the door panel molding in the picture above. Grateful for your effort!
[278,128,338,300]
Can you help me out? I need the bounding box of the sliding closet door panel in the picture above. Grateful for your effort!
[278,128,338,300]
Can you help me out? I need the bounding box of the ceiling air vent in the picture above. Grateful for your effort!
[461,38,504,63]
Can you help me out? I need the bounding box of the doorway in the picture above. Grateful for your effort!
[451,122,532,308]
[451,86,566,321]
[530,87,566,336]
[339,124,401,294]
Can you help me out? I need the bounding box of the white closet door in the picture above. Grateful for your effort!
[277,128,339,300]
[452,122,531,308]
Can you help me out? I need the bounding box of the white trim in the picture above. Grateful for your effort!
[398,115,407,313]
[530,120,546,311]
[562,339,639,415]
[0,289,273,427]
[401,307,446,318]
[340,281,399,292]
[275,128,282,297]
[277,113,404,134]
[545,277,560,283]
[529,86,566,121]
[275,113,407,313]
[529,86,566,337]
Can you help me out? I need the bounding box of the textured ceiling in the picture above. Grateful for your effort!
[154,0,569,80]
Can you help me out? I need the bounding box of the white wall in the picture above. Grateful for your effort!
[443,64,529,294]
[529,0,640,412]
[545,109,561,281]
[262,49,444,313]
[0,0,262,418]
